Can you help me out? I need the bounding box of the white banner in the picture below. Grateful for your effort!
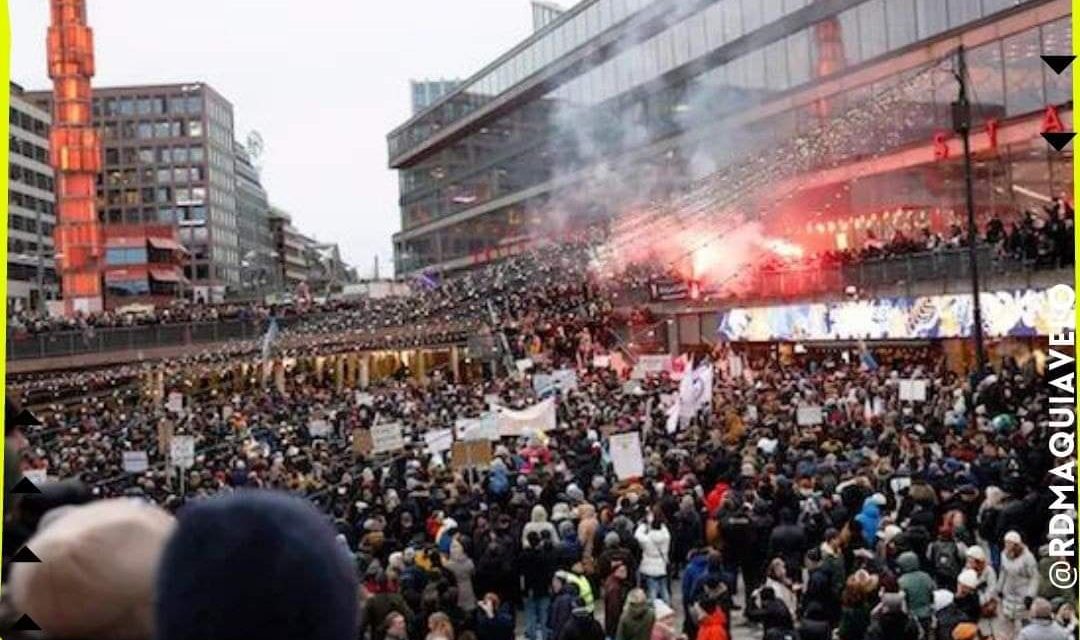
[796,405,824,426]
[609,431,644,480]
[170,435,196,470]
[166,392,184,414]
[631,354,672,380]
[371,422,406,455]
[122,451,149,474]
[679,364,714,419]
[592,355,611,369]
[899,379,928,402]
[457,413,500,441]
[424,428,455,455]
[533,369,579,396]
[515,358,534,373]
[355,391,375,407]
[308,419,333,438]
[497,399,556,437]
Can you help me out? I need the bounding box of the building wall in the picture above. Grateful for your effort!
[234,140,277,295]
[389,0,1070,274]
[8,85,58,312]
[26,82,239,304]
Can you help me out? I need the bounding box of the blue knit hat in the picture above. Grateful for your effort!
[156,491,358,640]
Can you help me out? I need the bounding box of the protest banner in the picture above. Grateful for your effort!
[899,379,928,402]
[424,428,454,455]
[609,432,644,480]
[166,392,184,414]
[796,405,824,426]
[496,399,556,437]
[457,413,499,441]
[170,435,196,470]
[371,422,406,455]
[122,451,149,474]
[592,355,611,369]
[451,440,492,471]
[352,428,373,457]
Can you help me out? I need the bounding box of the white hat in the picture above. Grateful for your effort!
[965,546,987,561]
[1003,531,1022,545]
[870,493,887,506]
[933,589,955,612]
[957,569,979,589]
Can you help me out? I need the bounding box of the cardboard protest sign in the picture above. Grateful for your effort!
[352,428,373,457]
[371,423,406,455]
[796,405,824,426]
[122,451,149,474]
[424,428,454,455]
[170,435,196,469]
[609,432,644,480]
[308,419,333,438]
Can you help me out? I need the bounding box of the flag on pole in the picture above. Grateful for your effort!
[679,363,714,420]
[261,317,279,360]
[665,397,680,434]
[857,339,878,371]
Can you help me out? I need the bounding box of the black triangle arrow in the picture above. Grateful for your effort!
[11,614,41,631]
[1042,55,1076,74]
[11,477,42,494]
[1042,132,1075,151]
[12,409,41,427]
[11,546,41,563]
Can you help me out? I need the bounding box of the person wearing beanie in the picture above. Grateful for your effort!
[997,531,1039,639]
[1017,599,1070,640]
[650,599,681,640]
[155,491,358,640]
[934,588,972,640]
[9,499,175,640]
[866,592,921,640]
[896,551,936,633]
[616,588,656,640]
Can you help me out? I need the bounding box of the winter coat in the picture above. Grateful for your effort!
[444,554,477,612]
[523,505,559,548]
[548,585,579,639]
[697,610,730,640]
[747,598,794,633]
[603,574,632,638]
[854,499,882,548]
[635,523,671,578]
[997,547,1039,617]
[474,603,515,640]
[769,523,808,579]
[559,611,606,640]
[896,552,935,621]
[865,611,922,640]
[616,599,656,640]
[1017,619,1072,640]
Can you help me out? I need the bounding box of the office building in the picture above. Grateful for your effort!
[388,0,1072,275]
[532,1,566,31]
[8,82,58,312]
[411,80,463,114]
[268,206,310,288]
[28,82,240,304]
[234,140,278,295]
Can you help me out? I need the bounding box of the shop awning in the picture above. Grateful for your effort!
[149,269,185,283]
[147,237,189,253]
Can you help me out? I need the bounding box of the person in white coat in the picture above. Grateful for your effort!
[996,531,1040,640]
[635,508,672,604]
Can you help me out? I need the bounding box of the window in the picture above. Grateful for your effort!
[968,41,1005,123]
[106,278,150,297]
[186,96,203,115]
[105,247,148,265]
[136,123,154,139]
[948,0,982,29]
[858,0,887,61]
[916,0,948,40]
[189,120,204,137]
[157,168,172,184]
[885,0,917,51]
[1003,28,1044,116]
[722,0,741,43]
[838,8,861,67]
[1043,18,1072,106]
[174,147,189,163]
[138,148,154,164]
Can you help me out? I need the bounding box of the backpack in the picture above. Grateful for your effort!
[929,540,962,581]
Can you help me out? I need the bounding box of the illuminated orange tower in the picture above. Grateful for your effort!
[47,0,104,315]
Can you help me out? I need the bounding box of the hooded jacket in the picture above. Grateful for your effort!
[854,498,882,548]
[616,598,656,640]
[523,505,560,548]
[634,522,672,578]
[896,551,935,621]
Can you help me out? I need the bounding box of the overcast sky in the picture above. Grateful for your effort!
[9,0,538,276]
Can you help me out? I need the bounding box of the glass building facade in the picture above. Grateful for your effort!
[389,0,1072,275]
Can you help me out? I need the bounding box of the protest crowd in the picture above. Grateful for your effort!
[0,231,1075,640]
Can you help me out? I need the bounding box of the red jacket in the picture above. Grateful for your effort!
[697,610,729,640]
[705,482,731,516]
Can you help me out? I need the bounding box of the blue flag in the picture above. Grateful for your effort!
[261,317,279,360]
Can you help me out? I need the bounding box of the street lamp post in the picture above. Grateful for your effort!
[953,45,988,378]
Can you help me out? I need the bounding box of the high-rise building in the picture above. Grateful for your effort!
[387,0,1071,275]
[28,82,240,304]
[8,82,58,312]
[234,139,277,296]
[410,80,463,115]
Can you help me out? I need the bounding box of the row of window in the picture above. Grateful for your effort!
[10,213,55,237]
[104,186,208,207]
[10,164,55,192]
[104,165,206,188]
[103,145,207,166]
[399,0,1062,215]
[10,135,48,164]
[10,190,56,216]
[100,205,207,226]
[101,119,203,142]
[9,237,53,256]
[8,263,57,283]
[9,107,48,137]
[96,94,203,119]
